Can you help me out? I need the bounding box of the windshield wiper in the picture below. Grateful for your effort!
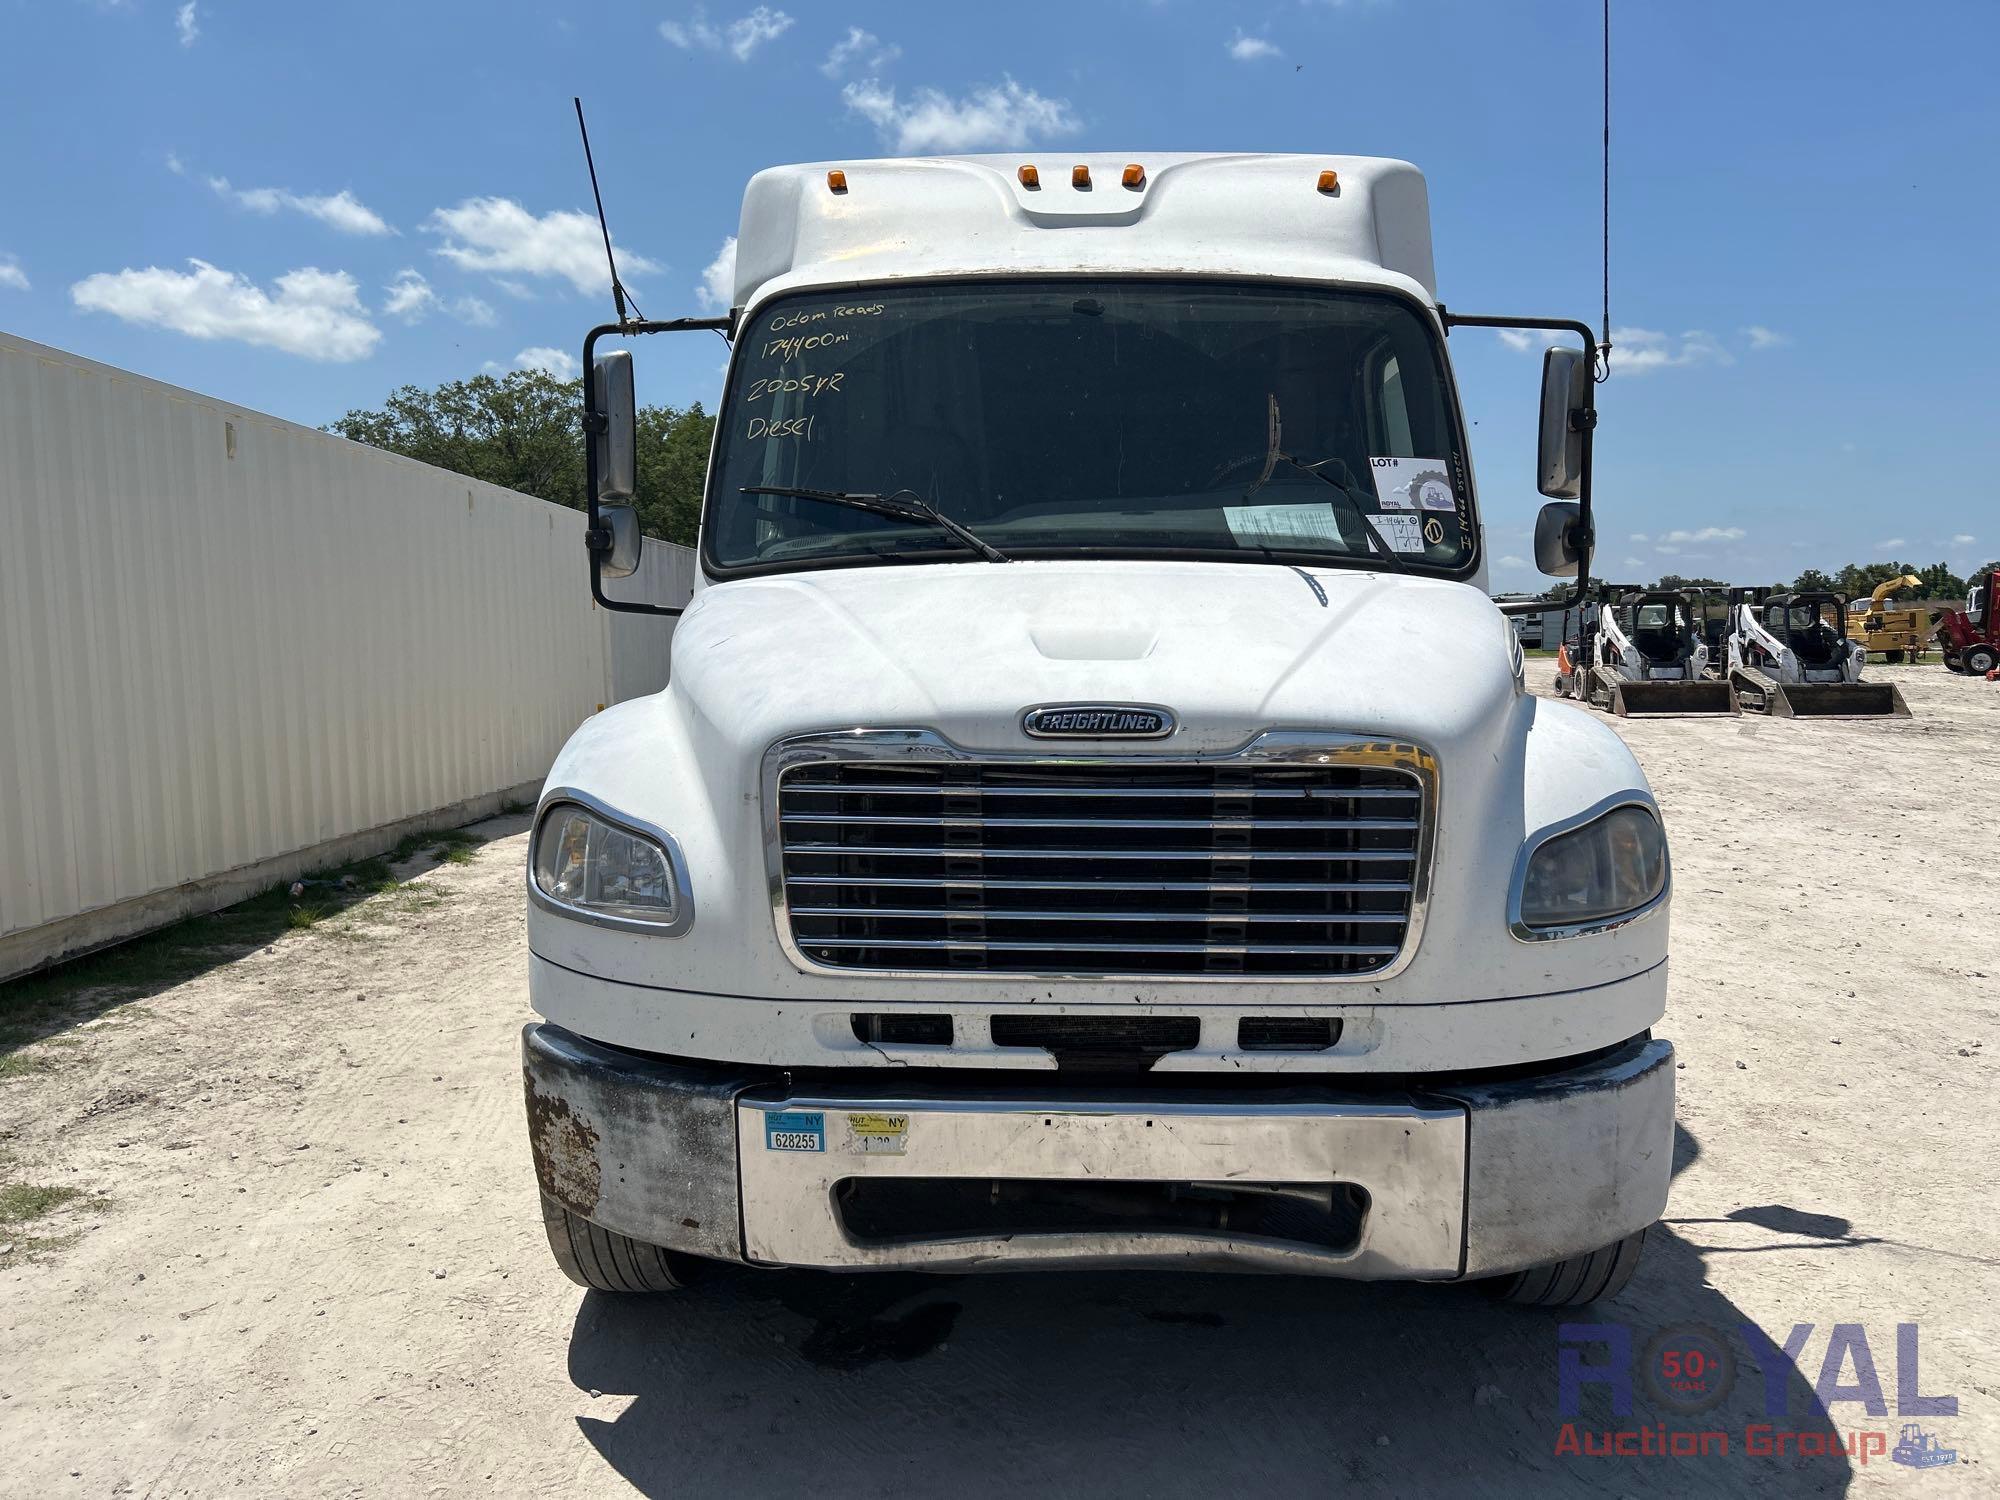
[740,485,1011,563]
[1239,395,1408,574]
[1270,454,1410,574]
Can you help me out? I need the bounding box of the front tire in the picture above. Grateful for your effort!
[1966,645,1998,675]
[540,1192,705,1293]
[1485,1228,1647,1307]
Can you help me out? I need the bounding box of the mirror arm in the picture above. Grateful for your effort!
[581,315,733,618]
[1439,307,1602,617]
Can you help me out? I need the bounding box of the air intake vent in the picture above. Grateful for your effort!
[1237,1017,1341,1052]
[990,1014,1200,1071]
[777,755,1426,976]
[850,1013,953,1047]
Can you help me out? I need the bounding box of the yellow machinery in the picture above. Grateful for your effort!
[1847,574,1935,662]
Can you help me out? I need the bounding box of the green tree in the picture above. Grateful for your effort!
[1791,567,1837,593]
[1914,562,1965,600]
[1834,560,1922,600]
[327,370,714,546]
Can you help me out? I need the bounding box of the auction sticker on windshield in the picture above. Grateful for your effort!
[1223,503,1345,547]
[1377,514,1427,553]
[1369,457,1456,512]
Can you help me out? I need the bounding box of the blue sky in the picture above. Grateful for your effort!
[4,0,1996,592]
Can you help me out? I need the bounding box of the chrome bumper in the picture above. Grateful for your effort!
[522,1025,1674,1280]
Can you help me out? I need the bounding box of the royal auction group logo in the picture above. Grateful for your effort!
[1555,1320,1960,1468]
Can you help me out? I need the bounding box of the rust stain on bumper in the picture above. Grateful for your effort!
[523,1066,602,1216]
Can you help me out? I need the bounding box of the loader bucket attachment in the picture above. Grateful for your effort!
[1607,677,1740,717]
[1766,681,1911,718]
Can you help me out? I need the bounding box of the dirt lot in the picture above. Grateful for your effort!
[2,663,1995,1498]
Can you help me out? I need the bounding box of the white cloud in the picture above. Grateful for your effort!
[1951,534,1976,546]
[1610,326,1732,374]
[1657,526,1744,545]
[843,76,1081,154]
[660,7,793,62]
[1629,533,1649,543]
[0,258,27,292]
[208,177,394,236]
[1227,31,1282,61]
[175,1,197,47]
[1743,325,1790,350]
[1622,556,1649,569]
[383,268,436,321]
[513,346,579,379]
[821,24,897,77]
[1875,538,1907,550]
[1496,554,1528,569]
[1495,328,1538,352]
[383,269,493,326]
[426,197,660,296]
[70,259,380,362]
[695,235,736,312]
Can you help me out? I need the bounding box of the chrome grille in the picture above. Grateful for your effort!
[776,755,1426,976]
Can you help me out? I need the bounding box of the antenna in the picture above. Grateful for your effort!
[1600,1,1616,376]
[574,97,643,324]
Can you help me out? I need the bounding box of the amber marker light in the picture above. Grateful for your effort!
[1317,169,1340,194]
[827,169,848,193]
[1018,164,1040,188]
[1122,163,1145,188]
[1072,164,1091,189]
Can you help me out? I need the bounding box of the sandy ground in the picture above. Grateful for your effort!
[2,661,1996,1498]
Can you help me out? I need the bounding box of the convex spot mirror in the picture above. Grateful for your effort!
[1534,501,1582,578]
[599,504,642,579]
[1537,345,1589,500]
[593,349,636,502]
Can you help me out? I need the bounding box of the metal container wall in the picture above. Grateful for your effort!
[0,333,689,972]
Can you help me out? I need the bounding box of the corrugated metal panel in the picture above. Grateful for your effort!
[0,333,688,961]
[603,538,696,703]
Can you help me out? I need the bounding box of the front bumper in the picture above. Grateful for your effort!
[522,1024,1674,1280]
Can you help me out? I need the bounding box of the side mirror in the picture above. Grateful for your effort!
[598,504,643,579]
[1534,500,1582,578]
[1537,346,1589,499]
[593,349,636,502]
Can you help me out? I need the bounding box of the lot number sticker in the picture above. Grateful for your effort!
[1369,456,1456,512]
[764,1111,825,1152]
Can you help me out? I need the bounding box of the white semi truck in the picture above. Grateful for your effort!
[522,153,1673,1306]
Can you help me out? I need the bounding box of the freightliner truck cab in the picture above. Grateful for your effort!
[523,153,1673,1306]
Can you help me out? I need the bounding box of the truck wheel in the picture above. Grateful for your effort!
[540,1192,704,1293]
[1967,646,1998,675]
[1484,1228,1646,1307]
[1884,649,1904,664]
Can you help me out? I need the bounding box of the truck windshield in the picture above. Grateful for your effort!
[704,279,1475,577]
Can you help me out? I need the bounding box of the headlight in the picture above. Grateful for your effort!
[1514,803,1667,937]
[530,796,690,933]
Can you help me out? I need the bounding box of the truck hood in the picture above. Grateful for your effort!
[668,559,1517,754]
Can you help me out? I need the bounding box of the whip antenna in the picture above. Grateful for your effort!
[574,97,642,324]
[1600,1,1616,376]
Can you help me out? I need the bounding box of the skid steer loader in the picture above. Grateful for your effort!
[1726,589,1911,717]
[1580,589,1738,716]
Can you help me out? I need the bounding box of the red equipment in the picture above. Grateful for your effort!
[1936,570,2000,677]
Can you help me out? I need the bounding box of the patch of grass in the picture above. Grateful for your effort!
[500,797,531,817]
[0,1182,85,1228]
[2,819,490,1065]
